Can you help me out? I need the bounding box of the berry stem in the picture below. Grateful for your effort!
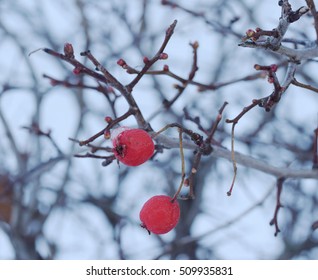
[206,101,228,143]
[226,123,237,196]
[269,177,285,236]
[172,128,185,202]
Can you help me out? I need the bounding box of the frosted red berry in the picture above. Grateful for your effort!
[111,127,154,166]
[139,195,180,235]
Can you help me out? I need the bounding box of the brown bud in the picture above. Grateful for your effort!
[163,64,169,71]
[104,116,113,123]
[246,29,255,37]
[104,130,111,139]
[270,64,278,72]
[117,58,126,67]
[191,41,199,49]
[143,56,150,64]
[64,43,74,58]
[73,67,82,75]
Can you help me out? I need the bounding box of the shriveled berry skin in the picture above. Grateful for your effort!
[139,195,180,234]
[112,128,154,166]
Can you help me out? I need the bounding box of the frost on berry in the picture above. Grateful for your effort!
[139,195,180,235]
[111,127,155,166]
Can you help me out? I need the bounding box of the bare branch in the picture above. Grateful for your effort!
[269,177,285,236]
[306,0,318,41]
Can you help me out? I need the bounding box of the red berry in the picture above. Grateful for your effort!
[111,127,154,166]
[139,195,180,234]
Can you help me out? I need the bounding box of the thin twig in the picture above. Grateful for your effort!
[269,177,285,236]
[126,20,178,92]
[227,123,238,197]
[206,101,228,143]
[172,128,185,202]
[76,109,135,146]
[313,125,318,169]
[306,0,318,42]
[292,78,318,94]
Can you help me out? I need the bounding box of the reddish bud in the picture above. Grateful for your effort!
[267,77,274,84]
[191,41,199,49]
[104,130,111,139]
[104,116,113,123]
[73,67,82,75]
[159,53,168,60]
[64,43,74,58]
[270,64,278,72]
[143,56,150,64]
[117,58,126,67]
[246,29,255,37]
[254,64,261,70]
[163,64,169,71]
[49,79,58,86]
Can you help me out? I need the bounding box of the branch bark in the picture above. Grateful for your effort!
[154,134,318,180]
